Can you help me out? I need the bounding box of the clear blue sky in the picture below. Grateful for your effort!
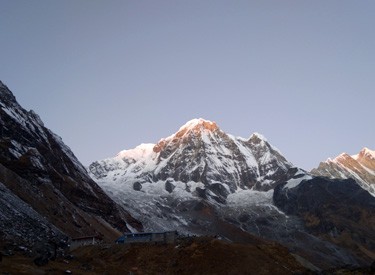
[1,0,374,170]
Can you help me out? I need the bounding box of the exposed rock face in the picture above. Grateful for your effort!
[311,148,375,196]
[0,81,142,246]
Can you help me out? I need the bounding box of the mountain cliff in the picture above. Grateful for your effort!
[0,81,142,248]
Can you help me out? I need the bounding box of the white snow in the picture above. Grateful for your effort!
[363,147,375,159]
[95,177,204,233]
[352,147,375,160]
[284,173,312,189]
[177,118,214,132]
[227,189,274,206]
[230,136,258,168]
[116,143,156,160]
[247,132,283,158]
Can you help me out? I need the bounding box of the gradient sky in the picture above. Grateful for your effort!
[0,1,374,170]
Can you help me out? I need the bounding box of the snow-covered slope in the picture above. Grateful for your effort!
[311,148,375,196]
[89,118,293,204]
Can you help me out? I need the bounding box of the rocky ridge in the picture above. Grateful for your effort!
[311,147,375,196]
[0,81,142,249]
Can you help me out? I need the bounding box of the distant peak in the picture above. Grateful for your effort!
[178,118,218,132]
[357,147,375,159]
[360,147,374,154]
[349,147,375,160]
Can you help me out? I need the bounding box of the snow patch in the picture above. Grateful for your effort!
[227,189,274,206]
[284,174,312,189]
[116,143,156,160]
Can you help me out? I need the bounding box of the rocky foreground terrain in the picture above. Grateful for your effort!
[0,236,308,274]
[2,237,375,274]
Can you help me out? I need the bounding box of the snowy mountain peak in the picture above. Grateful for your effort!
[152,118,220,153]
[355,147,375,160]
[177,118,218,133]
[89,118,294,204]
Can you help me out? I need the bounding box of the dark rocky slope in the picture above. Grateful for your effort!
[274,175,375,266]
[0,177,65,248]
[0,81,142,247]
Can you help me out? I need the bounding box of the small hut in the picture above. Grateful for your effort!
[70,235,102,249]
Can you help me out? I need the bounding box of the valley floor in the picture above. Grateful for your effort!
[0,237,309,275]
[2,237,374,275]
